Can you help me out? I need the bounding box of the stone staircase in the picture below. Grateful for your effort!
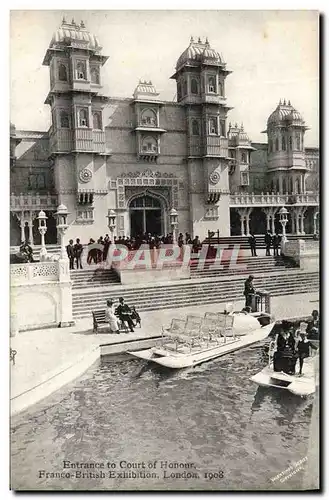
[71,267,120,289]
[72,270,319,319]
[203,234,315,249]
[190,255,297,279]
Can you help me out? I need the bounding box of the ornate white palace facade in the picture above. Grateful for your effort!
[10,19,319,246]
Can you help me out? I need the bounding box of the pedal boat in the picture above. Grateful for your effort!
[128,311,275,369]
[251,340,318,397]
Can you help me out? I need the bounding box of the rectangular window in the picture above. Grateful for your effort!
[240,172,249,185]
[220,120,226,137]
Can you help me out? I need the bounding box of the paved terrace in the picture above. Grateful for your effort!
[11,292,319,416]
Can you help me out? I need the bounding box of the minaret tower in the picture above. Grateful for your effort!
[42,18,109,230]
[264,99,308,195]
[171,37,233,237]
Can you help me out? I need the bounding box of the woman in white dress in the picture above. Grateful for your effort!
[105,299,120,333]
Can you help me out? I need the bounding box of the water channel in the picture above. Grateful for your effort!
[11,345,313,491]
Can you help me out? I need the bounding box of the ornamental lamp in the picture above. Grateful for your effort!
[55,204,69,228]
[37,210,48,228]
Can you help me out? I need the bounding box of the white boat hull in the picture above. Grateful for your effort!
[250,357,317,397]
[127,322,274,369]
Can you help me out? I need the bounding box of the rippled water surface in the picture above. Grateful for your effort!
[11,345,313,491]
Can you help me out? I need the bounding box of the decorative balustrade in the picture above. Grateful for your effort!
[10,193,58,211]
[230,192,319,207]
[11,262,59,283]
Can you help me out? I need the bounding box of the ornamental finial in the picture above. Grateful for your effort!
[190,36,194,43]
[80,20,85,28]
[198,37,202,43]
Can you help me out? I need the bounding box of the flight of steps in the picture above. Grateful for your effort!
[72,270,319,319]
[71,267,120,289]
[190,255,297,279]
[203,234,315,249]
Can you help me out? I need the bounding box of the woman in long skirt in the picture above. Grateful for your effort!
[105,299,120,333]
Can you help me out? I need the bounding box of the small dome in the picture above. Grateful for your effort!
[50,18,101,51]
[133,80,159,99]
[56,204,68,214]
[267,100,305,127]
[176,37,222,70]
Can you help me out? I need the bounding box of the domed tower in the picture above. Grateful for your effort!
[264,99,308,195]
[42,17,109,227]
[170,37,233,236]
[228,123,255,193]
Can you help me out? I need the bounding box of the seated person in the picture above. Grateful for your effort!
[115,297,135,333]
[130,306,141,327]
[105,299,120,334]
[274,329,297,374]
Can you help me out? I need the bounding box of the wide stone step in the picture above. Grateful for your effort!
[72,277,319,313]
[73,282,319,318]
[72,272,319,300]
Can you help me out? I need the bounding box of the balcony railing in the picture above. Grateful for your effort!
[10,193,58,211]
[205,136,228,157]
[229,192,319,206]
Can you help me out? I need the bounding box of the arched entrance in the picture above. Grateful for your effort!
[129,194,164,237]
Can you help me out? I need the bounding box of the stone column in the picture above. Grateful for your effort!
[300,209,305,234]
[19,212,25,243]
[28,221,34,245]
[279,174,283,194]
[240,216,245,236]
[246,209,252,235]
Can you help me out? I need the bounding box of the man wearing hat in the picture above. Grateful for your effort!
[115,297,135,333]
[244,275,255,308]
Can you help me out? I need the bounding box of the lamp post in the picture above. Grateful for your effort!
[169,208,178,245]
[278,206,288,244]
[107,209,117,241]
[55,204,69,259]
[37,210,48,261]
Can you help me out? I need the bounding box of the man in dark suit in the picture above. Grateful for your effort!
[272,233,281,256]
[264,230,272,256]
[116,297,135,332]
[248,233,257,257]
[66,239,75,270]
[244,275,255,308]
[74,238,83,269]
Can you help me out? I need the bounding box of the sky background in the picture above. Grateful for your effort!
[10,10,319,145]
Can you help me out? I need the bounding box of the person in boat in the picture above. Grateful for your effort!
[306,310,319,340]
[297,332,318,375]
[115,297,135,333]
[244,275,255,309]
[274,326,297,374]
[105,299,120,334]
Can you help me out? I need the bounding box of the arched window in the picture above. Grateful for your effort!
[141,108,157,126]
[79,109,88,127]
[191,78,198,94]
[209,117,218,135]
[183,80,188,96]
[241,152,247,163]
[289,136,293,150]
[60,111,69,128]
[90,67,100,84]
[177,82,182,101]
[218,82,223,96]
[282,136,286,151]
[192,119,200,136]
[208,76,216,93]
[296,133,301,150]
[141,136,157,153]
[275,138,279,151]
[93,111,102,130]
[58,64,67,82]
[76,61,86,80]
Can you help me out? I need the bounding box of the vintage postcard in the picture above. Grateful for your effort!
[10,9,319,491]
